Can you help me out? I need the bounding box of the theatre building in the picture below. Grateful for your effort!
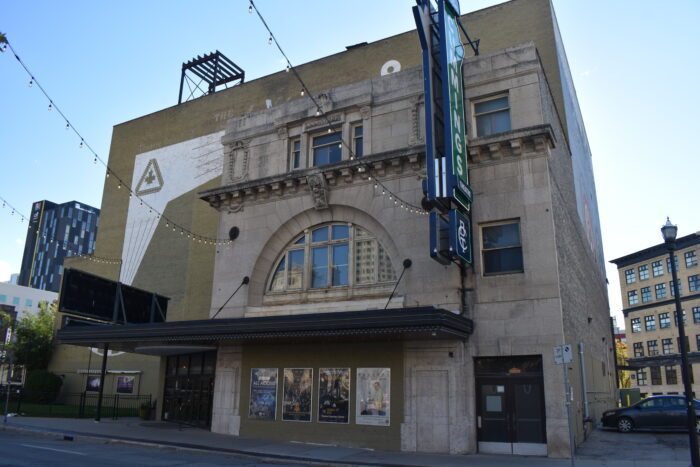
[54,0,614,458]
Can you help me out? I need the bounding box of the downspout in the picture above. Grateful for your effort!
[578,342,591,432]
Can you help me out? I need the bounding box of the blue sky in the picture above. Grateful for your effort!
[1,0,699,326]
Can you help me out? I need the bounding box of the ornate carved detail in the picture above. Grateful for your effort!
[307,173,329,210]
[276,126,288,140]
[317,93,333,113]
[409,94,424,146]
[224,139,250,185]
[360,105,371,120]
[304,113,343,132]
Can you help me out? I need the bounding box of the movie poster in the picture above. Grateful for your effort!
[116,375,134,394]
[318,368,350,423]
[249,368,278,420]
[85,375,101,392]
[282,368,312,422]
[356,368,390,426]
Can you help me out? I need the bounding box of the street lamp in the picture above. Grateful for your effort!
[661,217,699,466]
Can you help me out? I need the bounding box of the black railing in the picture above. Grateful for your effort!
[1,388,151,419]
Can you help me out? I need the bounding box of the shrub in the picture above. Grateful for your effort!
[23,370,63,403]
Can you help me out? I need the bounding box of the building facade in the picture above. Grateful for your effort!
[0,282,57,319]
[18,200,100,292]
[611,232,700,397]
[55,0,613,458]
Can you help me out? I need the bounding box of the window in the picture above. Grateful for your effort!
[697,334,700,352]
[670,279,683,296]
[655,283,667,299]
[636,369,647,386]
[665,366,678,385]
[352,124,363,157]
[639,265,649,280]
[481,221,523,275]
[659,312,671,328]
[627,290,639,306]
[12,297,19,305]
[647,340,659,356]
[677,336,690,353]
[633,342,644,357]
[685,250,697,268]
[474,95,511,137]
[625,269,636,284]
[631,317,641,333]
[667,255,679,273]
[641,287,651,303]
[312,131,342,166]
[644,315,656,331]
[652,260,664,277]
[674,310,687,326]
[268,223,396,293]
[0,295,5,303]
[290,137,301,169]
[24,299,32,307]
[662,338,674,354]
[689,275,700,293]
[650,367,662,385]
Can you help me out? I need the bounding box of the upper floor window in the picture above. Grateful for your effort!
[689,275,700,293]
[481,221,523,275]
[693,307,700,324]
[641,287,651,303]
[268,223,396,293]
[644,315,656,331]
[627,290,638,306]
[474,95,511,137]
[662,338,674,354]
[638,265,649,280]
[670,279,683,297]
[625,269,636,284]
[659,312,670,328]
[685,250,697,268]
[0,295,6,303]
[667,255,679,273]
[312,131,342,167]
[631,317,641,333]
[633,342,644,357]
[290,137,301,170]
[352,124,363,158]
[647,340,659,356]
[652,260,664,277]
[655,283,667,299]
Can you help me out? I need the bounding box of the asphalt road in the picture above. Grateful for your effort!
[0,431,303,467]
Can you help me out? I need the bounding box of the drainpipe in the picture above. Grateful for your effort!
[578,343,590,426]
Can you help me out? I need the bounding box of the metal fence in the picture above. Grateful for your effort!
[1,388,152,419]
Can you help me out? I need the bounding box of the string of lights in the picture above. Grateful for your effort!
[0,194,122,265]
[1,39,234,246]
[248,0,429,215]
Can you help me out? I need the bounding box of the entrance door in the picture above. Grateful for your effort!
[475,356,547,456]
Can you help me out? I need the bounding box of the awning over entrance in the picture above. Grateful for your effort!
[57,306,473,353]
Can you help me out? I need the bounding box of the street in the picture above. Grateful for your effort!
[0,430,302,467]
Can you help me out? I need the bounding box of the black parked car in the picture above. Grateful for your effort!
[602,395,700,432]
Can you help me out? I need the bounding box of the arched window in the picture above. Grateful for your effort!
[268,223,396,292]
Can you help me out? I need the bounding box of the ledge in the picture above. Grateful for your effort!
[468,124,556,163]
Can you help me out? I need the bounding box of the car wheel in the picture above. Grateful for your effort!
[617,416,633,433]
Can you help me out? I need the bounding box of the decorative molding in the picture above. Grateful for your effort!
[224,139,250,185]
[409,94,424,146]
[307,173,329,210]
[467,125,556,164]
[276,125,288,140]
[360,105,371,120]
[303,113,343,132]
[317,93,333,114]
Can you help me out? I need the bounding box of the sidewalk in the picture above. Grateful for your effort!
[0,416,692,466]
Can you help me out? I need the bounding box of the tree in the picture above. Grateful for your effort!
[615,340,631,389]
[11,300,57,372]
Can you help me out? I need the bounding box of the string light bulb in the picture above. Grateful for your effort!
[28,79,33,87]
[268,37,272,45]
[286,64,290,72]
[47,102,52,111]
[300,89,304,96]
[248,4,252,13]
[65,123,69,130]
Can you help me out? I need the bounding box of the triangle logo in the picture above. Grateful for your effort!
[135,159,164,196]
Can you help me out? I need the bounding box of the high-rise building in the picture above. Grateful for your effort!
[611,232,700,397]
[18,200,100,292]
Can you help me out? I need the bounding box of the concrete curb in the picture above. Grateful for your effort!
[0,422,417,467]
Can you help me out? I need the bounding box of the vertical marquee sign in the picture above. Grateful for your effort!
[414,0,477,265]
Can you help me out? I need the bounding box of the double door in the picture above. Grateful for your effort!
[476,376,546,455]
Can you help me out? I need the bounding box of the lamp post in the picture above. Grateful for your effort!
[661,217,699,466]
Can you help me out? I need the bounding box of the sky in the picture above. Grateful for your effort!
[1,0,699,328]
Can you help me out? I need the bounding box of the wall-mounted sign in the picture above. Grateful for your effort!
[283,368,312,422]
[249,368,278,420]
[449,209,472,264]
[318,368,350,424]
[430,210,472,264]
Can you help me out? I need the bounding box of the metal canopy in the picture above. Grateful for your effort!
[57,307,474,352]
[178,50,245,104]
